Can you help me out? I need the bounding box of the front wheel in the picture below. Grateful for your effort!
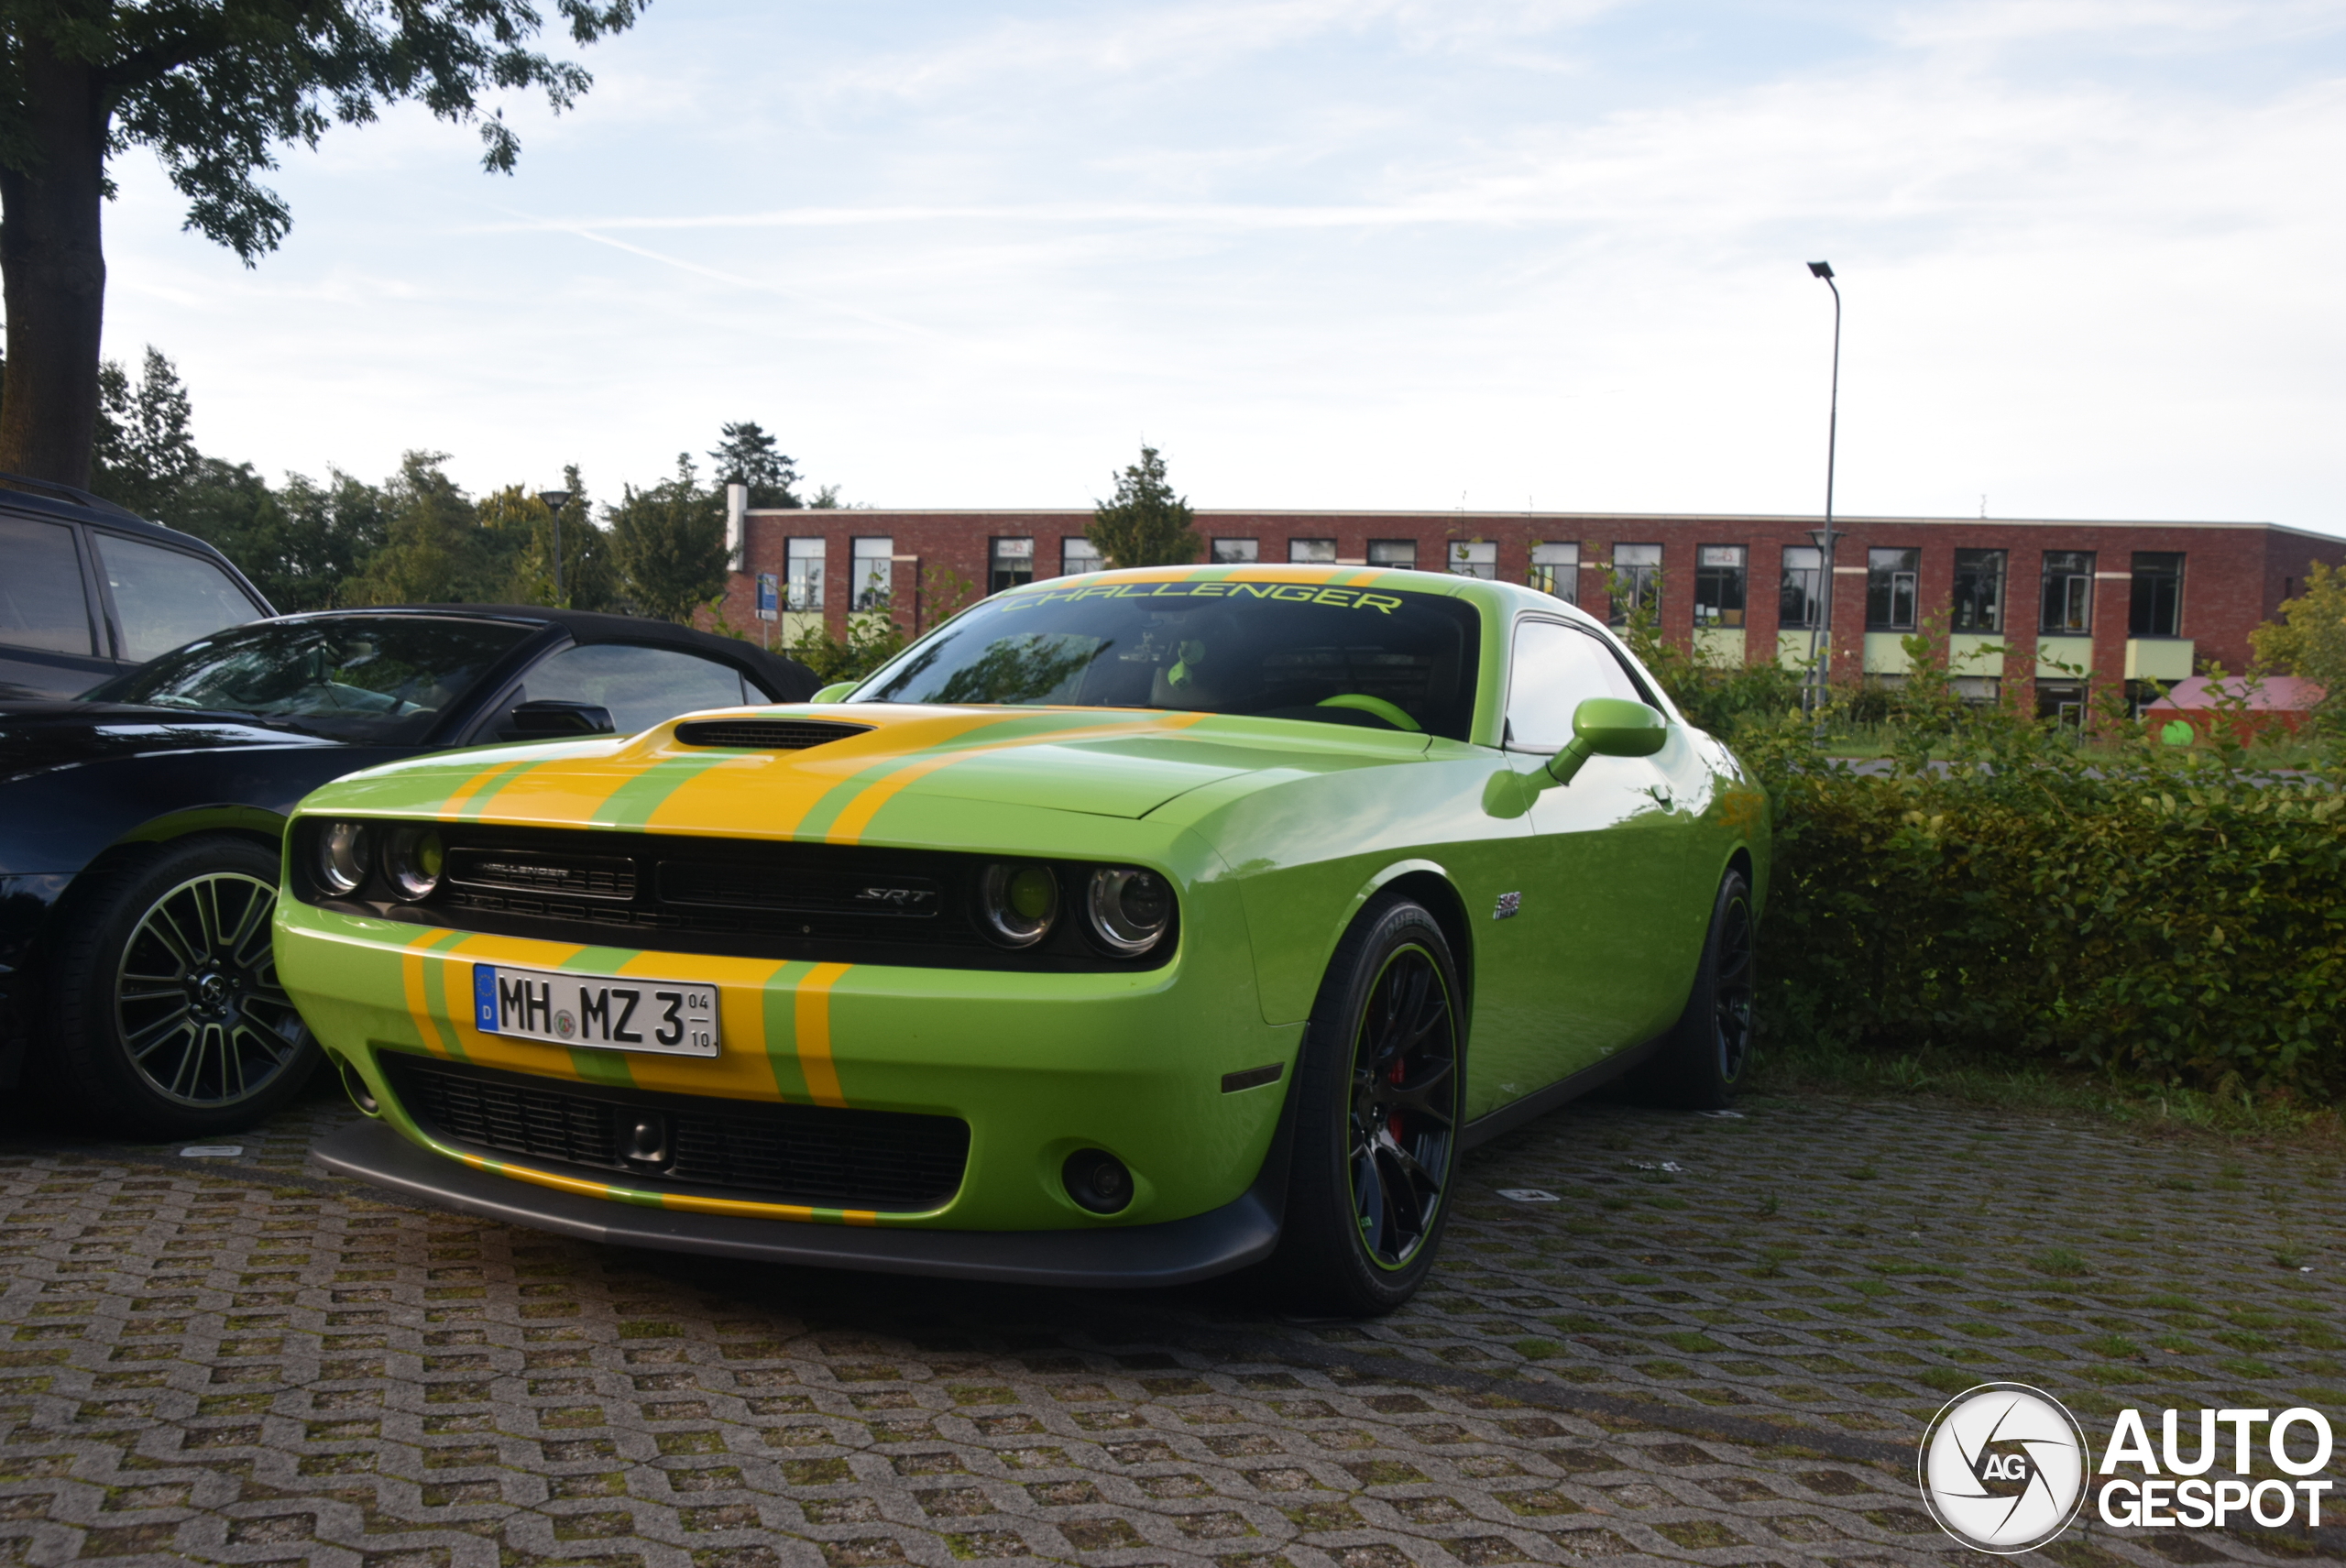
[1257,894,1464,1316]
[45,835,320,1139]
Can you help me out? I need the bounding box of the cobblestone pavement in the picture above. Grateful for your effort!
[3,1083,2341,1568]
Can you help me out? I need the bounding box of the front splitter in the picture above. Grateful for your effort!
[311,1120,1283,1288]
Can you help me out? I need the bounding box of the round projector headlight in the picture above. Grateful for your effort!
[1084,867,1173,956]
[978,863,1059,948]
[317,821,370,895]
[384,828,445,902]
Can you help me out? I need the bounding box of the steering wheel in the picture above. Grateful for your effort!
[1316,694,1422,732]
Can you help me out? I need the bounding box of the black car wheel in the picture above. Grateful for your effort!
[47,835,319,1138]
[1259,894,1463,1316]
[1624,867,1755,1110]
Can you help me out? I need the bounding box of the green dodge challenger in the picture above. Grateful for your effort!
[280,564,1767,1314]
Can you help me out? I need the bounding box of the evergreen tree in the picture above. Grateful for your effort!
[609,454,727,622]
[707,421,800,509]
[346,453,515,605]
[1086,444,1199,570]
[92,346,202,518]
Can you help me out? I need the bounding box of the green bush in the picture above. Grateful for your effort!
[1650,634,2346,1102]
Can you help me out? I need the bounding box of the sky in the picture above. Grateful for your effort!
[97,1,2346,533]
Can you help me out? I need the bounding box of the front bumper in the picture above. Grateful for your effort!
[313,1118,1284,1287]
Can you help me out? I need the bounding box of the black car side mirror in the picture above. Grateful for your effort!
[1544,697,1667,786]
[503,699,617,740]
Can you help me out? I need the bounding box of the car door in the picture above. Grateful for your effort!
[87,528,270,667]
[1503,615,1696,1086]
[0,514,114,697]
[478,641,755,740]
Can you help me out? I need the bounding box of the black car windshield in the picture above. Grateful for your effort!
[82,616,535,743]
[855,579,1481,740]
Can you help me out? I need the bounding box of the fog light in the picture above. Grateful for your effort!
[338,1058,379,1116]
[978,862,1059,948]
[317,821,369,894]
[1062,1148,1134,1214]
[384,827,444,901]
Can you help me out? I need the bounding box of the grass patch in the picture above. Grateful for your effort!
[2031,1248,2090,1278]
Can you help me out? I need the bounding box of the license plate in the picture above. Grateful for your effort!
[471,964,719,1057]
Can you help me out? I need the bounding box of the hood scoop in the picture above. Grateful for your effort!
[673,718,873,751]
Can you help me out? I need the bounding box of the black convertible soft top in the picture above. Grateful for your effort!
[275,604,820,704]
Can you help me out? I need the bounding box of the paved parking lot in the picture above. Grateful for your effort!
[2,1083,2340,1567]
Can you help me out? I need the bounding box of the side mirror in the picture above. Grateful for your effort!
[809,681,857,704]
[503,699,617,740]
[1544,697,1667,786]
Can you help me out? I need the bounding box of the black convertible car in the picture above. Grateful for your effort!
[0,607,817,1139]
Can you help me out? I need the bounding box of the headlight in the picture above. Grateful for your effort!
[317,821,370,895]
[384,828,445,901]
[1084,867,1173,955]
[977,862,1058,948]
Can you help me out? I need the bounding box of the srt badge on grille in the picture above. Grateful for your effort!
[856,884,937,909]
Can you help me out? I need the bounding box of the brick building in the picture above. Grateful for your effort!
[716,506,2345,718]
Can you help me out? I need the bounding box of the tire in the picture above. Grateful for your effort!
[1623,868,1755,1110]
[1257,894,1464,1317]
[43,835,320,1139]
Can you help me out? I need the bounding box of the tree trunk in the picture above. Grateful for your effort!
[0,30,110,488]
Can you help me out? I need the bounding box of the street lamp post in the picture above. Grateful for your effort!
[537,488,574,606]
[1804,261,1842,718]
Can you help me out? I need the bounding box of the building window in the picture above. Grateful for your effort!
[1610,543,1661,625]
[2040,550,2094,633]
[1447,540,1497,579]
[851,537,893,610]
[1061,536,1102,576]
[785,537,825,611]
[1866,547,1919,631]
[1780,546,1822,630]
[1529,542,1578,602]
[990,537,1035,596]
[2130,552,2184,637]
[1694,545,1747,628]
[1288,538,1336,564]
[1211,538,1259,564]
[1951,549,2004,632]
[1367,540,1417,570]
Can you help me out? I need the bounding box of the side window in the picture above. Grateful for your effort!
[91,532,262,662]
[1506,620,1645,751]
[0,517,95,654]
[517,643,750,735]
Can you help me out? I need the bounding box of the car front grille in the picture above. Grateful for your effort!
[381,1053,970,1212]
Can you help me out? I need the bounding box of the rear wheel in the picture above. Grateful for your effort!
[1623,868,1754,1110]
[45,836,319,1139]
[1258,894,1463,1316]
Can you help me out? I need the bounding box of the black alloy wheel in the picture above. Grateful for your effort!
[1256,894,1464,1316]
[115,871,308,1106]
[46,835,321,1138]
[1347,942,1458,1269]
[1625,867,1756,1110]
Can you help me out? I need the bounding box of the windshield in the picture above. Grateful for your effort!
[82,616,535,744]
[856,580,1481,740]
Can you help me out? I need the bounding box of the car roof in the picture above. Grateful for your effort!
[265,604,820,699]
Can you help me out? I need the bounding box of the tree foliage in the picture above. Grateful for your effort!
[608,454,726,622]
[707,420,800,509]
[1086,444,1198,570]
[0,0,646,264]
[2252,561,2346,720]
